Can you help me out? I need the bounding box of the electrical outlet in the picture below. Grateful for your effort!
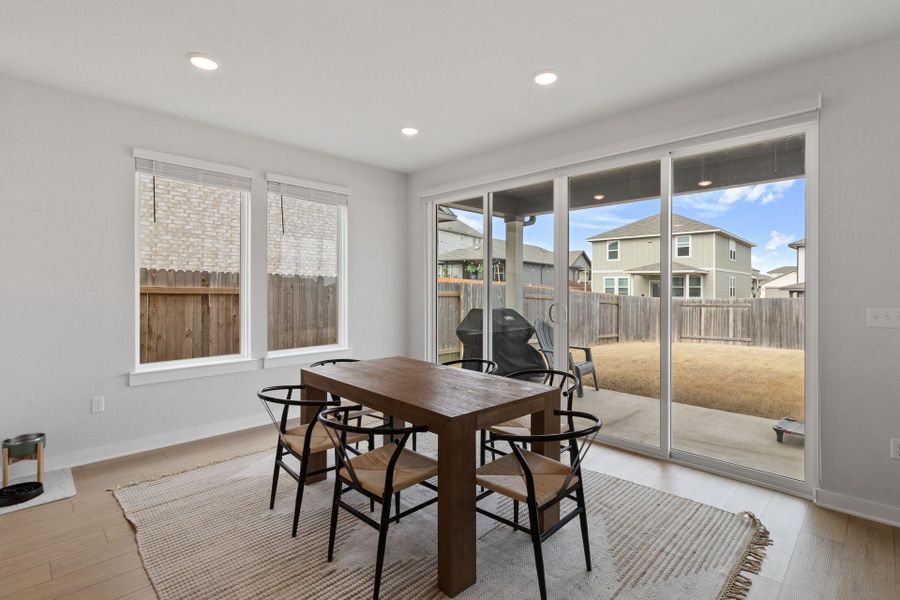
[891,438,900,460]
[91,396,105,414]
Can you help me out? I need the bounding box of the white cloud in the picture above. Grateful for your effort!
[765,230,797,251]
[673,179,796,219]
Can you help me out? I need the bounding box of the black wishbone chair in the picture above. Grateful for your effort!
[475,410,602,600]
[309,358,379,428]
[257,385,372,538]
[441,358,499,373]
[480,369,579,464]
[319,406,439,600]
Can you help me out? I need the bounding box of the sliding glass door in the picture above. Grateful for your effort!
[430,123,813,492]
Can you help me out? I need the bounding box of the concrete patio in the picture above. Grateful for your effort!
[574,388,805,480]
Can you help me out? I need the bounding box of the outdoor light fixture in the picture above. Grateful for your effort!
[593,194,605,200]
[698,180,712,187]
[401,127,419,136]
[187,53,218,71]
[533,70,559,85]
[697,156,711,187]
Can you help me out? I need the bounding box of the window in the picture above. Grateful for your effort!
[492,261,505,282]
[672,276,685,297]
[689,275,703,297]
[607,240,620,261]
[617,277,630,295]
[267,175,348,352]
[135,152,250,366]
[676,235,691,257]
[603,277,616,294]
[728,239,737,261]
[729,276,737,298]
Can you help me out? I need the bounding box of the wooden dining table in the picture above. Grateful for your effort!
[299,356,561,597]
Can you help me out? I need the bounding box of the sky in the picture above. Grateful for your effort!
[454,177,805,275]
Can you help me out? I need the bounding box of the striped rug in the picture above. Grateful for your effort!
[114,446,769,599]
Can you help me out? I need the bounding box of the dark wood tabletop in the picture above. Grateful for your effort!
[299,355,561,597]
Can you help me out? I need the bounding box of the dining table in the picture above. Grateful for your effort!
[299,356,561,597]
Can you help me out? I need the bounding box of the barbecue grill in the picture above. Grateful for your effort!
[456,308,545,376]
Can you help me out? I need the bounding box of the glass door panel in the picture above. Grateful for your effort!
[671,134,806,480]
[568,161,662,447]
[435,196,486,363]
[488,181,558,375]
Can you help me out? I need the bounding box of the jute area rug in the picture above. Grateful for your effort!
[114,440,770,600]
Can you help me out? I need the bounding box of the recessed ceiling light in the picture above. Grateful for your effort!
[533,70,559,86]
[401,127,419,136]
[187,53,218,71]
[698,180,713,187]
[593,194,605,201]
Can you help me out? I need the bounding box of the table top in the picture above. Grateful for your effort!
[300,356,558,430]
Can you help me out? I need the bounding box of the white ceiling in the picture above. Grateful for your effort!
[3,1,900,173]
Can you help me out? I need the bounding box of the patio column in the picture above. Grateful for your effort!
[505,218,524,312]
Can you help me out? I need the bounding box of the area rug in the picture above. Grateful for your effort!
[114,446,769,600]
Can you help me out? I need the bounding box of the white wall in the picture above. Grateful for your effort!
[0,74,408,472]
[408,35,900,521]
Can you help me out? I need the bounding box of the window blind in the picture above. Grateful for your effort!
[135,156,252,192]
[267,180,348,206]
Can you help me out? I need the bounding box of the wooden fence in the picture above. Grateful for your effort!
[140,268,337,363]
[436,279,803,361]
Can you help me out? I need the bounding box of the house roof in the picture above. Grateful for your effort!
[778,282,806,291]
[438,241,556,266]
[788,238,805,249]
[586,213,755,247]
[568,250,591,268]
[767,265,797,276]
[437,218,481,238]
[626,262,707,274]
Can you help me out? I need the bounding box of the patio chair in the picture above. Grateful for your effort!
[533,319,598,397]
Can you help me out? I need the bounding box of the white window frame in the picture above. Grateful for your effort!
[603,276,616,294]
[263,172,350,368]
[729,275,737,297]
[672,275,686,297]
[676,235,692,258]
[616,277,630,295]
[688,275,703,298]
[607,240,620,261]
[728,239,737,261]
[130,148,255,385]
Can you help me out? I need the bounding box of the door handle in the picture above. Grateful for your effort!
[548,302,558,323]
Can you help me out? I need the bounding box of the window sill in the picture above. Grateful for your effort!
[129,356,259,386]
[263,346,353,369]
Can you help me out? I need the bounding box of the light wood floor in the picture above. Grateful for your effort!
[0,426,896,600]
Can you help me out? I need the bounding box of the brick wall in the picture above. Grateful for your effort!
[138,175,338,277]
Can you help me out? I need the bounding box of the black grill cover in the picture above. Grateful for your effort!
[456,308,545,376]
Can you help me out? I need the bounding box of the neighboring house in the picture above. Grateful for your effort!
[751,269,772,298]
[759,238,805,298]
[586,213,755,298]
[436,207,591,285]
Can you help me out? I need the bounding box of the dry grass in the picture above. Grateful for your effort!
[587,342,804,419]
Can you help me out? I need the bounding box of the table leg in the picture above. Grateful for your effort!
[300,384,327,483]
[530,392,560,532]
[437,419,476,596]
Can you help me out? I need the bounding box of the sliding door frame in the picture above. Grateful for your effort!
[422,115,819,499]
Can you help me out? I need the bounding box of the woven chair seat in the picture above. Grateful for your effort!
[488,415,572,438]
[339,445,438,496]
[284,422,367,455]
[475,449,578,505]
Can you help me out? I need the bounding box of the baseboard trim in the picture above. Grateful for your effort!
[10,413,272,477]
[815,487,900,528]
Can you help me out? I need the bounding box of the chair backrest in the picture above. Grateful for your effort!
[257,385,338,452]
[490,409,602,506]
[309,358,359,403]
[533,319,555,353]
[441,358,499,374]
[318,406,428,497]
[506,369,578,411]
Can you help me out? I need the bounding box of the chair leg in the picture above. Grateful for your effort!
[372,495,393,600]
[576,484,592,571]
[527,502,548,600]
[513,500,519,526]
[412,431,417,451]
[327,476,343,562]
[291,460,308,538]
[480,429,487,466]
[269,442,284,510]
[395,492,401,523]
[592,371,599,391]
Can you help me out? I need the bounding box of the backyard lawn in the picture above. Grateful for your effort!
[587,342,804,419]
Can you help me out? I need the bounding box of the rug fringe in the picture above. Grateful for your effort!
[717,511,773,600]
[109,448,272,492]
